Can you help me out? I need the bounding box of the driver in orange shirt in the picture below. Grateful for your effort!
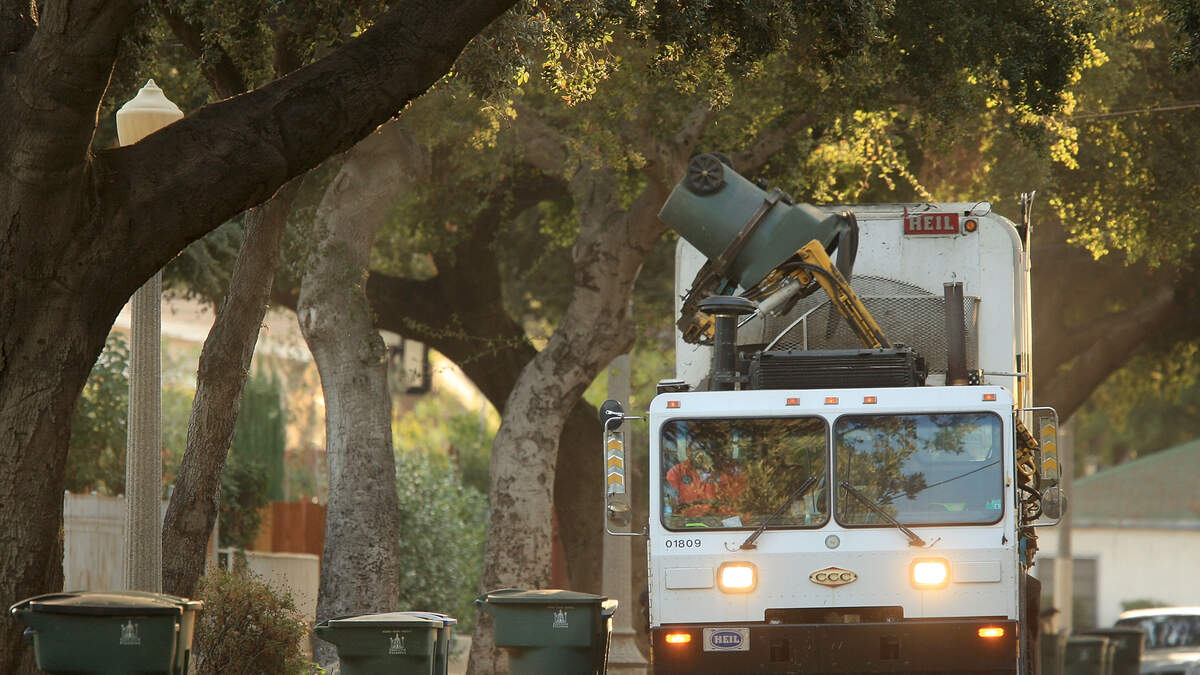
[666,448,747,517]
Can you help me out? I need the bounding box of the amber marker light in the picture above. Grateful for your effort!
[863,395,878,404]
[978,626,1006,639]
[824,396,839,405]
[982,393,997,401]
[665,632,692,645]
[964,218,979,233]
[718,562,758,593]
[666,400,681,409]
[910,559,950,589]
[786,397,800,406]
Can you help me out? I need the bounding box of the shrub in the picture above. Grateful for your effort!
[218,457,270,549]
[193,568,318,675]
[66,334,129,494]
[395,450,488,632]
[231,369,287,500]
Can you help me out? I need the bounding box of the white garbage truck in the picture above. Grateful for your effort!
[601,153,1065,674]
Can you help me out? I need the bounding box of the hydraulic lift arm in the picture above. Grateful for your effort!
[680,238,892,351]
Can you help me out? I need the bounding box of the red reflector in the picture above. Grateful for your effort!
[667,400,681,409]
[824,397,839,405]
[863,396,878,404]
[982,393,997,401]
[786,397,800,406]
[665,632,692,645]
[978,626,1005,639]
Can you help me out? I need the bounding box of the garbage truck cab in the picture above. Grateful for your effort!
[601,154,1064,674]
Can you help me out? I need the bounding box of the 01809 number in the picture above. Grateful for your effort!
[664,538,702,549]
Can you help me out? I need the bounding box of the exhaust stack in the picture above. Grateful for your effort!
[943,282,968,385]
[698,296,757,391]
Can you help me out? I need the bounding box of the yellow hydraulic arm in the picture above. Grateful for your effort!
[682,239,892,350]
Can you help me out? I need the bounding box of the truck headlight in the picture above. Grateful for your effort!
[911,559,949,589]
[718,562,757,593]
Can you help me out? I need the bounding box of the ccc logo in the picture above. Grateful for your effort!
[810,567,857,587]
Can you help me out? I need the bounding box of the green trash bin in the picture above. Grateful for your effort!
[1040,631,1067,675]
[398,612,457,675]
[315,612,441,675]
[1083,628,1143,675]
[117,590,203,673]
[1065,635,1111,675]
[10,591,183,674]
[475,588,618,675]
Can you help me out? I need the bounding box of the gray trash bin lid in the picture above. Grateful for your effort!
[399,611,457,627]
[479,589,606,604]
[113,590,204,612]
[321,612,442,629]
[477,589,617,617]
[14,592,182,617]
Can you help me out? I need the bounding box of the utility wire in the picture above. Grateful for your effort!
[1070,100,1200,121]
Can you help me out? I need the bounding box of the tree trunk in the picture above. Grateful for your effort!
[298,122,428,668]
[467,168,672,672]
[553,405,605,592]
[300,271,611,601]
[0,307,92,674]
[463,103,712,672]
[356,164,607,593]
[161,179,301,599]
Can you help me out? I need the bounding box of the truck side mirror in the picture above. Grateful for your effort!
[599,399,645,537]
[1035,409,1061,488]
[1040,485,1067,521]
[1020,407,1065,528]
[600,399,630,530]
[607,500,632,526]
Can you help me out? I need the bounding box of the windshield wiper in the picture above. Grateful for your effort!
[740,475,818,550]
[839,481,926,547]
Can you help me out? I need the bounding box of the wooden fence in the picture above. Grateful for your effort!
[62,493,320,622]
[251,500,326,556]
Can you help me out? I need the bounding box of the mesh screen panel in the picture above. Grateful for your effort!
[756,276,980,374]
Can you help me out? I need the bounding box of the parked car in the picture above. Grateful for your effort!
[1115,607,1200,675]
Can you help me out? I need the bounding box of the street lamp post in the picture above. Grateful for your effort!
[603,353,650,673]
[116,80,183,593]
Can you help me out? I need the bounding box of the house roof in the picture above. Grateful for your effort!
[1070,438,1200,524]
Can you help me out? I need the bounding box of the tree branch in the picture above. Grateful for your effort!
[0,0,36,55]
[513,103,570,174]
[4,0,138,178]
[732,111,819,175]
[161,176,303,599]
[88,0,518,301]
[366,166,565,401]
[641,100,716,188]
[158,6,249,99]
[1039,286,1178,420]
[670,101,717,151]
[1032,221,1179,375]
[272,25,305,79]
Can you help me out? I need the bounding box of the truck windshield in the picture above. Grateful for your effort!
[660,417,827,530]
[834,412,1004,527]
